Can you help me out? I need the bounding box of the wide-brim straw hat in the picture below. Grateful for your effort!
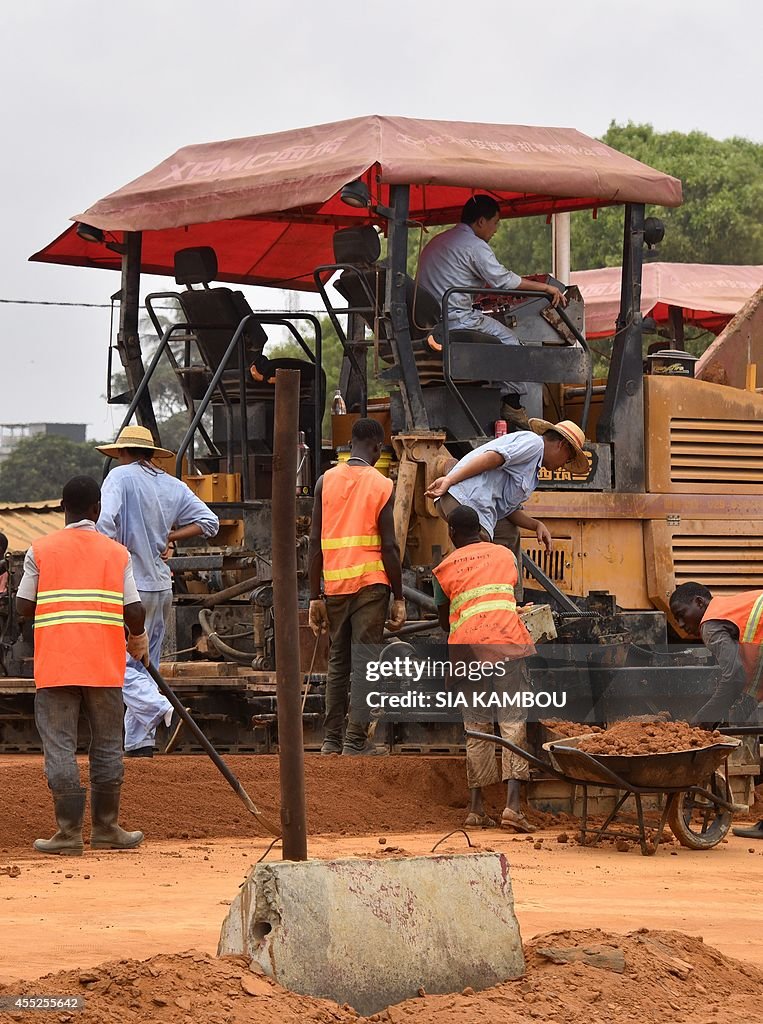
[529,418,589,476]
[96,425,174,460]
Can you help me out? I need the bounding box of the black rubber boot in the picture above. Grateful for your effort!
[33,789,86,856]
[732,820,763,840]
[90,784,144,850]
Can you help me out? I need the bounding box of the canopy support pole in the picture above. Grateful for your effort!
[385,185,429,431]
[117,231,159,439]
[597,203,645,492]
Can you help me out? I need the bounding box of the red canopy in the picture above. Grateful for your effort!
[571,263,763,338]
[30,115,682,291]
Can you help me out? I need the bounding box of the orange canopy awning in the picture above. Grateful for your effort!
[571,263,763,338]
[30,114,682,291]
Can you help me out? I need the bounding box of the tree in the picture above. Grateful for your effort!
[0,435,107,502]
[491,122,763,275]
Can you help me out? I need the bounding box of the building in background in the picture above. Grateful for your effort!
[0,423,87,462]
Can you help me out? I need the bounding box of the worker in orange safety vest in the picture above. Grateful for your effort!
[16,476,148,856]
[670,580,762,840]
[432,504,536,832]
[308,418,405,755]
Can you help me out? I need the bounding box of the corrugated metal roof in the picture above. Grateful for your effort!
[0,503,64,551]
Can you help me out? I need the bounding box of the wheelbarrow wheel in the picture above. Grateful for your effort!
[667,772,732,850]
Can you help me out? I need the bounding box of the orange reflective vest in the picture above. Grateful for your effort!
[32,528,130,689]
[701,590,763,697]
[321,463,393,596]
[432,541,534,653]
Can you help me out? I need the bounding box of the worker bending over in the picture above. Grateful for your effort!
[96,427,219,757]
[432,505,536,832]
[308,418,405,755]
[418,193,567,429]
[17,476,147,855]
[426,419,588,602]
[670,581,762,840]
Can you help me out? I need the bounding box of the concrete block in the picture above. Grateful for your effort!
[218,852,524,1016]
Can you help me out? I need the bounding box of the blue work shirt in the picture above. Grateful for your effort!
[447,432,544,539]
[97,462,219,592]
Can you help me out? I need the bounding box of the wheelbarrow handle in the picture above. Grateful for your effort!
[465,730,566,778]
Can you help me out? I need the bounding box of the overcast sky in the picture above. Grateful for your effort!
[1,0,760,441]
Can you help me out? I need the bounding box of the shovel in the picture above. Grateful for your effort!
[146,661,281,837]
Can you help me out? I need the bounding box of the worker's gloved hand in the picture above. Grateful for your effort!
[127,630,150,666]
[308,599,329,637]
[387,598,406,632]
[545,285,568,308]
[535,521,553,552]
[425,476,451,499]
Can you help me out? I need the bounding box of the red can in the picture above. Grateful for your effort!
[494,419,508,437]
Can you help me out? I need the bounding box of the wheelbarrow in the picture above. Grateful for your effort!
[466,730,741,855]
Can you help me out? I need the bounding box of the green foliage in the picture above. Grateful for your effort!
[0,435,107,503]
[491,122,763,274]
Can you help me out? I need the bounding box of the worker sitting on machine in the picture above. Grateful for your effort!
[417,194,567,429]
[308,418,406,755]
[669,581,762,840]
[425,419,588,603]
[432,505,536,831]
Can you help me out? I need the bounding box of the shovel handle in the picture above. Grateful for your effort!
[147,662,281,837]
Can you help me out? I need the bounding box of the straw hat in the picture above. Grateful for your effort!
[96,425,174,460]
[529,418,589,476]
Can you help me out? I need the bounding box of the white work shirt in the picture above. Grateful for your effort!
[16,520,140,605]
[98,462,219,592]
[418,222,522,323]
[447,432,544,539]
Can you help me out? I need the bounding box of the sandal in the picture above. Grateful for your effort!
[464,812,497,829]
[501,808,536,833]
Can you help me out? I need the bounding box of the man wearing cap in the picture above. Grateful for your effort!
[96,427,219,757]
[425,419,588,601]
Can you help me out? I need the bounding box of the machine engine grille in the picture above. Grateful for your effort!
[670,419,763,486]
[672,532,763,594]
[522,541,573,588]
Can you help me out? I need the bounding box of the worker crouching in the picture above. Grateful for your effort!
[16,476,147,855]
[432,506,536,832]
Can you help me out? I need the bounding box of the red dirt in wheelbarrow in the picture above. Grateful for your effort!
[577,721,723,756]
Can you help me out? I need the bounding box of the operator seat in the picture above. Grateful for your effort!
[329,227,502,386]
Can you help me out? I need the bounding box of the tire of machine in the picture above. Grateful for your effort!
[667,771,733,850]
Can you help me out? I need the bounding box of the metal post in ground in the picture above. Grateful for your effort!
[272,368,308,860]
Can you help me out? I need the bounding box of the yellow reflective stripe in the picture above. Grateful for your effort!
[323,560,385,581]
[35,611,124,626]
[37,588,122,599]
[322,535,381,551]
[37,594,123,607]
[743,595,763,642]
[450,583,515,616]
[451,599,517,633]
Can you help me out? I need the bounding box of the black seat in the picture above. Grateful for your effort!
[172,246,324,454]
[330,227,450,385]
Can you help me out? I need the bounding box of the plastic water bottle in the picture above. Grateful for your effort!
[331,388,347,415]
